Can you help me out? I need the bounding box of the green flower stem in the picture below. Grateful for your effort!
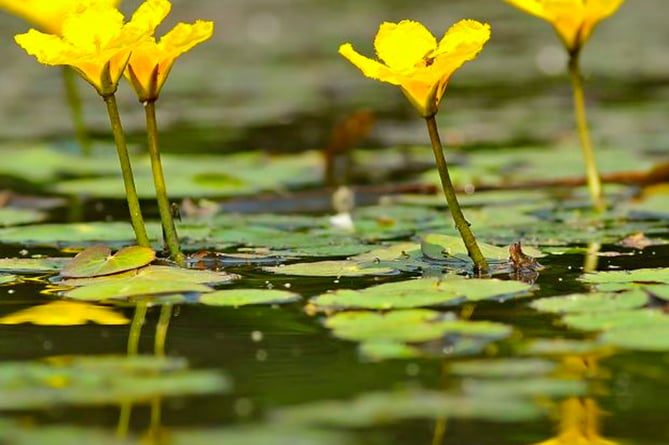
[117,302,147,439]
[425,116,488,272]
[62,67,91,156]
[154,304,172,357]
[568,53,605,213]
[144,100,185,266]
[102,93,150,248]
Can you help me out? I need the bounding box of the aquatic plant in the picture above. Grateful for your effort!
[339,19,491,271]
[14,0,173,247]
[503,0,627,212]
[125,16,214,266]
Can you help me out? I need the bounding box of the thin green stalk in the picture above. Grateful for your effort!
[62,67,91,156]
[154,304,173,357]
[144,101,185,266]
[103,93,151,247]
[425,116,488,272]
[117,303,148,438]
[568,53,605,213]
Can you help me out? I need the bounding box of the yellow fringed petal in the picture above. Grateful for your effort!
[126,19,214,101]
[0,0,120,35]
[503,0,626,52]
[14,0,170,95]
[374,20,436,72]
[339,19,490,117]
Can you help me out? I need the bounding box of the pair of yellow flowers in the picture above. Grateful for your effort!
[340,0,625,117]
[6,0,213,101]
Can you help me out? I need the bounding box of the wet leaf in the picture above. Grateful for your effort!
[563,309,669,331]
[0,421,138,445]
[0,301,129,326]
[0,222,163,246]
[0,257,69,273]
[357,340,423,361]
[0,355,230,409]
[324,310,511,343]
[0,207,46,227]
[199,289,301,307]
[264,260,394,277]
[273,388,543,426]
[600,324,669,351]
[421,234,543,266]
[61,245,156,278]
[63,278,213,301]
[61,265,238,287]
[310,276,531,310]
[0,274,17,285]
[530,289,648,314]
[580,268,669,292]
[450,358,557,378]
[169,426,348,445]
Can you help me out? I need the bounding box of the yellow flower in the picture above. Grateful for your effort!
[0,0,120,35]
[503,0,626,53]
[14,0,170,96]
[125,20,214,102]
[339,19,490,117]
[0,300,129,325]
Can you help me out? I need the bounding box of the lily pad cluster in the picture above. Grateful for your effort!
[530,267,669,350]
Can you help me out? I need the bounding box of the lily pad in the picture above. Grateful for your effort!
[530,289,648,314]
[0,207,46,227]
[563,309,669,331]
[450,358,557,378]
[199,289,301,307]
[600,324,669,351]
[60,245,156,278]
[264,260,394,277]
[310,275,532,310]
[0,222,163,247]
[60,265,238,287]
[0,355,230,410]
[579,267,669,292]
[0,257,70,273]
[421,233,543,265]
[324,310,511,343]
[0,421,139,445]
[62,278,213,301]
[0,274,17,285]
[273,387,556,426]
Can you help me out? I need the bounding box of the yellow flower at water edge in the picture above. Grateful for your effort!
[126,20,214,102]
[503,0,626,53]
[0,0,120,35]
[0,300,129,326]
[14,0,170,96]
[339,19,490,117]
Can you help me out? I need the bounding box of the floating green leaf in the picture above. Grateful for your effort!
[61,245,156,278]
[530,289,648,314]
[0,274,17,285]
[580,267,669,292]
[264,260,394,277]
[563,309,669,331]
[273,388,545,426]
[450,358,557,378]
[199,289,301,307]
[310,276,531,310]
[0,257,69,273]
[63,278,213,301]
[600,324,669,351]
[0,355,230,409]
[421,233,543,265]
[0,222,162,246]
[324,310,511,343]
[0,207,46,227]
